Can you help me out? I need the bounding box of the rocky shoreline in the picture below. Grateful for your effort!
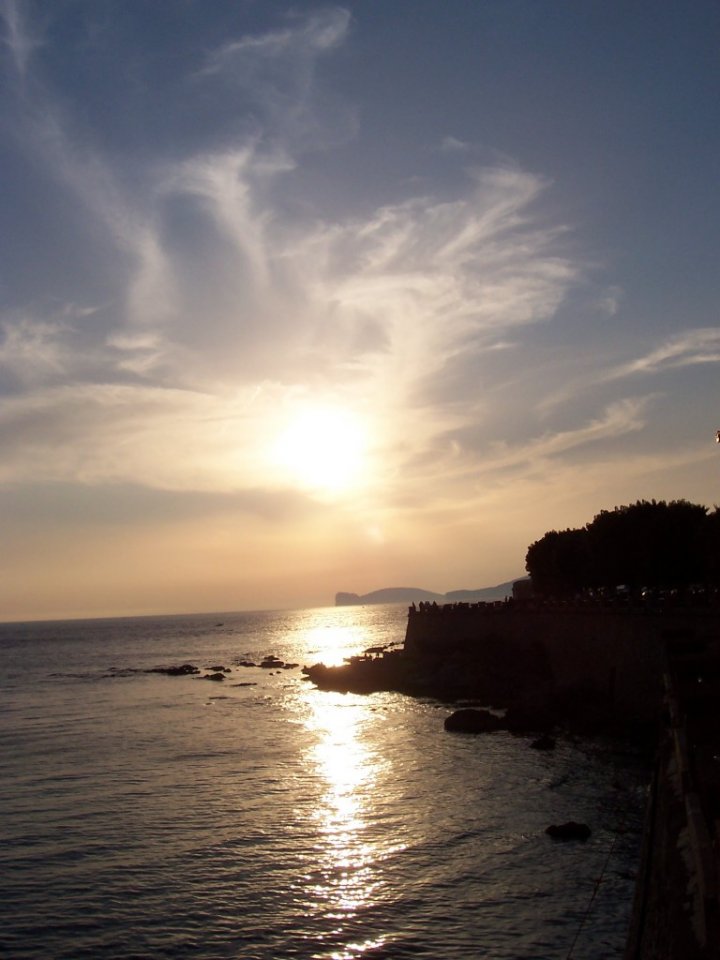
[302,646,654,741]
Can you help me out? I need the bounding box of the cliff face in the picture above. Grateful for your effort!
[335,592,361,606]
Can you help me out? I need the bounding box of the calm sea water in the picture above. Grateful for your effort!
[0,605,648,960]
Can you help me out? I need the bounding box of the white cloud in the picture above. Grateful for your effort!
[197,7,354,148]
[606,328,720,380]
[0,150,583,497]
[439,136,469,153]
[203,7,350,71]
[594,285,622,317]
[0,382,263,490]
[0,316,72,383]
[1,0,43,77]
[402,396,651,494]
[0,4,587,513]
[498,395,650,464]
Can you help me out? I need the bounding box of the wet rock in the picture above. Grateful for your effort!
[207,665,231,673]
[260,656,284,669]
[237,660,256,668]
[146,663,199,676]
[545,821,591,841]
[444,708,506,734]
[203,672,226,682]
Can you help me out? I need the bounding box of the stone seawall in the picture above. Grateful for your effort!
[624,625,720,958]
[404,602,720,722]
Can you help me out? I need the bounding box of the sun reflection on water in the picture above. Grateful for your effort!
[298,622,369,667]
[301,690,399,957]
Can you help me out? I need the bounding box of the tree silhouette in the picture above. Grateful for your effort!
[526,499,712,597]
[525,528,591,597]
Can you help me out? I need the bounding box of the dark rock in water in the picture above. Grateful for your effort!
[545,821,591,841]
[237,660,256,668]
[444,708,506,734]
[203,672,226,682]
[231,682,258,687]
[147,663,199,676]
[260,656,284,669]
[207,665,231,673]
[530,735,556,751]
[303,656,406,694]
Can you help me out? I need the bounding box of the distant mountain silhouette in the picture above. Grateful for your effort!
[335,579,525,606]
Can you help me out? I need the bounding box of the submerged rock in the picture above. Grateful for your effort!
[444,708,506,734]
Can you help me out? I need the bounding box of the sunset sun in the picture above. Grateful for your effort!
[271,405,369,495]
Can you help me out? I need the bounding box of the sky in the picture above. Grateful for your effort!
[1,0,719,620]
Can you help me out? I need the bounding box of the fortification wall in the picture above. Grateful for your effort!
[404,603,720,721]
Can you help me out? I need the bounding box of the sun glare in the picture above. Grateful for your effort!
[271,405,369,495]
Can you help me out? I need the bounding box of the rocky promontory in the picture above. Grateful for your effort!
[304,596,720,737]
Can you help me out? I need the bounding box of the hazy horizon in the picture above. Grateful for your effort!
[0,574,525,624]
[1,2,719,621]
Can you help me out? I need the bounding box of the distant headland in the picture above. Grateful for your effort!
[335,579,525,607]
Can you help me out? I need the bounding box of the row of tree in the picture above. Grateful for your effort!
[525,499,720,597]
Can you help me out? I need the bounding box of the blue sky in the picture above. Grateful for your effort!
[1,0,719,619]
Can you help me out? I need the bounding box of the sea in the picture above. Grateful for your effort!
[0,604,650,960]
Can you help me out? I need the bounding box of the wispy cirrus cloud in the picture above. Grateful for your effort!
[483,396,651,470]
[202,7,350,74]
[0,0,43,78]
[401,395,651,494]
[196,6,355,148]
[0,382,262,490]
[605,328,720,380]
[537,324,720,422]
[0,316,72,384]
[0,3,589,513]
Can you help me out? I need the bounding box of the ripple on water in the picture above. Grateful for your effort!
[0,608,649,960]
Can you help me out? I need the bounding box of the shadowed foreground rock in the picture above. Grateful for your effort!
[302,653,413,695]
[545,821,592,841]
[303,649,651,739]
[443,708,505,733]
